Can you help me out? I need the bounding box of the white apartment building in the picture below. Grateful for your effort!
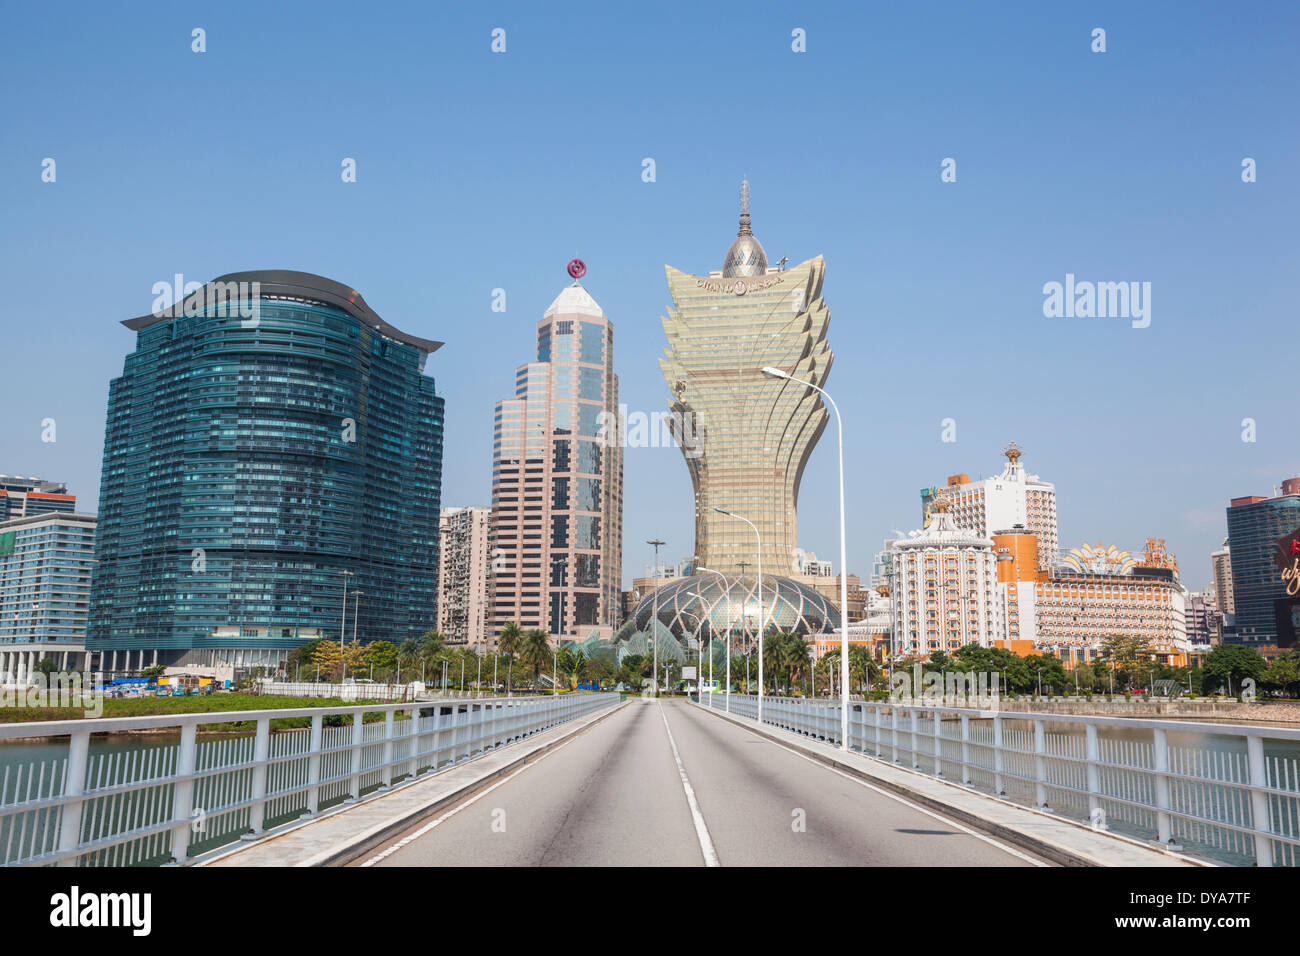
[436,506,492,647]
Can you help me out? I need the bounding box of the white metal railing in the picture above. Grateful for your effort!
[701,693,1300,867]
[0,692,618,867]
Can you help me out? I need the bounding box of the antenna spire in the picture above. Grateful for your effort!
[737,180,753,237]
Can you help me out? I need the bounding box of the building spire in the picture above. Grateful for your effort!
[738,179,753,236]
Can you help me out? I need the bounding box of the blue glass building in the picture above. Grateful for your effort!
[88,271,445,671]
[1224,478,1300,652]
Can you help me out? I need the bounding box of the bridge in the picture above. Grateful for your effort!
[2,692,1298,867]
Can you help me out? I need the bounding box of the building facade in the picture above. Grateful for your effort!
[888,500,1004,659]
[1224,477,1300,653]
[925,444,1058,569]
[0,511,96,682]
[1185,590,1223,646]
[1212,539,1235,618]
[435,506,492,647]
[489,280,623,642]
[88,271,445,672]
[659,181,833,576]
[0,475,76,521]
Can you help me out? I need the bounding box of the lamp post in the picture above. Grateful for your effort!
[648,539,665,696]
[762,366,850,750]
[338,569,353,682]
[714,506,764,724]
[695,564,730,710]
[352,591,362,645]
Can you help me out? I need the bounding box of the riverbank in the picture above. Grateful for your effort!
[984,697,1300,725]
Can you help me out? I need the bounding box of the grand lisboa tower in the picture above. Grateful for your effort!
[612,182,840,666]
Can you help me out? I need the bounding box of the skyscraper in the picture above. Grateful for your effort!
[436,506,492,648]
[89,271,445,673]
[660,181,832,575]
[489,278,623,641]
[1224,477,1300,652]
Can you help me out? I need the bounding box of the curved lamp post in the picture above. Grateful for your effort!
[695,563,731,712]
[713,507,764,724]
[762,366,850,752]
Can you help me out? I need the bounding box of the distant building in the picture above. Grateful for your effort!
[489,279,623,642]
[1211,539,1235,617]
[993,530,1189,667]
[793,548,834,577]
[436,507,492,648]
[0,475,76,521]
[88,271,445,674]
[888,498,1003,658]
[925,444,1058,569]
[1224,477,1300,654]
[0,511,96,682]
[1185,590,1223,646]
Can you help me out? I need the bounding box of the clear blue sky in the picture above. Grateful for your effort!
[2,1,1296,592]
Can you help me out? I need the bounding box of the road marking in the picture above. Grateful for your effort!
[701,707,1047,867]
[358,708,613,867]
[659,703,720,867]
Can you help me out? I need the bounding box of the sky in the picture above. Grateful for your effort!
[1,1,1297,593]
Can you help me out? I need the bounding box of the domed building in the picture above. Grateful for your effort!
[612,573,840,664]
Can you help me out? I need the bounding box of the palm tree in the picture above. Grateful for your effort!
[567,649,587,689]
[497,622,522,694]
[520,628,552,691]
[784,635,810,694]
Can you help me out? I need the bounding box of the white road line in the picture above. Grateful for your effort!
[710,709,1048,867]
[359,710,611,867]
[659,703,720,867]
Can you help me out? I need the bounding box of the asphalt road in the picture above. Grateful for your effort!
[362,699,1046,867]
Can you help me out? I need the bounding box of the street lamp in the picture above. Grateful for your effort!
[714,506,765,724]
[762,366,850,751]
[338,569,354,681]
[695,563,730,711]
[648,539,665,696]
[352,591,363,645]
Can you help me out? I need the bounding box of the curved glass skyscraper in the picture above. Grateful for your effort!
[88,271,445,671]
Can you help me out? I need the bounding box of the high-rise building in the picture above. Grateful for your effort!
[489,278,623,641]
[0,475,76,521]
[1224,477,1300,653]
[89,271,445,673]
[659,180,832,576]
[617,182,841,655]
[888,497,1003,659]
[0,511,96,682]
[436,506,492,647]
[1211,539,1235,617]
[1185,590,1223,646]
[925,444,1058,569]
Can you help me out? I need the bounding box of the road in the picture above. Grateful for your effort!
[361,699,1046,867]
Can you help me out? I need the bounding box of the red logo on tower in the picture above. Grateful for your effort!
[567,259,586,279]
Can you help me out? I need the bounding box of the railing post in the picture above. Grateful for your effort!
[169,723,198,864]
[891,707,899,763]
[993,715,1005,796]
[407,706,421,778]
[305,714,323,816]
[1084,722,1103,828]
[909,709,920,768]
[245,717,271,836]
[1152,727,1173,845]
[380,709,395,790]
[56,729,90,866]
[347,711,363,802]
[1246,734,1274,867]
[874,705,884,757]
[933,709,944,778]
[1033,719,1049,809]
[959,714,972,786]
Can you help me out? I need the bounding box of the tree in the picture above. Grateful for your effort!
[366,640,398,674]
[497,622,522,694]
[312,641,342,681]
[1265,650,1300,699]
[1203,644,1267,696]
[1098,634,1154,690]
[397,638,420,676]
[520,628,552,690]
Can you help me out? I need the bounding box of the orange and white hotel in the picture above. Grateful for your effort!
[993,529,1190,667]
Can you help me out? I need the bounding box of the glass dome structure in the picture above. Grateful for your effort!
[612,574,840,660]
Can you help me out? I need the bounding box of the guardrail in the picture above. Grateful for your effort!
[0,692,618,867]
[702,693,1300,867]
